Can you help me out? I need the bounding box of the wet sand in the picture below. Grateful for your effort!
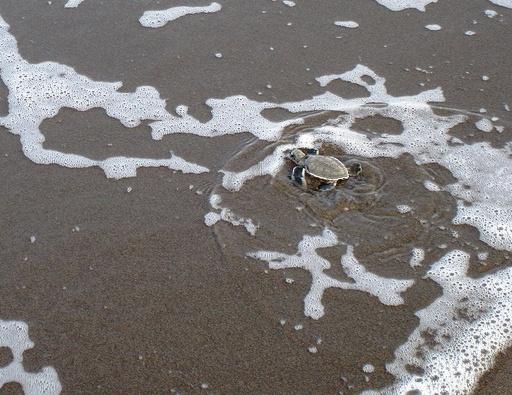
[0,0,511,393]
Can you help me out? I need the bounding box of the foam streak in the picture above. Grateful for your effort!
[365,250,512,394]
[139,2,222,28]
[0,320,61,394]
[248,229,414,319]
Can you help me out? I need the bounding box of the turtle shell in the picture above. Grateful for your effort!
[304,155,349,181]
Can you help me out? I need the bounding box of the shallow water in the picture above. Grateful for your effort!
[0,0,511,394]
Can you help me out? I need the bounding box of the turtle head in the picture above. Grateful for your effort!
[289,148,306,164]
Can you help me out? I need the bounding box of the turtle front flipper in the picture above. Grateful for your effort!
[306,148,319,155]
[292,166,307,188]
[348,162,362,176]
[318,182,336,191]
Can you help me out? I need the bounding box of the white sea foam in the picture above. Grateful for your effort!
[139,2,222,28]
[334,21,359,28]
[0,20,208,179]
[0,16,8,30]
[424,180,441,192]
[216,64,512,252]
[14,38,491,258]
[1,3,511,394]
[489,0,512,9]
[0,320,61,394]
[373,0,438,11]
[365,250,512,394]
[7,17,504,254]
[248,229,414,319]
[425,24,442,30]
[475,118,494,132]
[409,247,425,267]
[478,251,489,261]
[151,96,304,142]
[396,204,411,214]
[64,0,85,8]
[0,5,511,395]
[205,194,258,235]
[282,0,296,7]
[485,9,499,17]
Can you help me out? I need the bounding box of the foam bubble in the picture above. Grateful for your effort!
[64,0,85,8]
[425,24,442,30]
[363,364,375,373]
[478,251,489,261]
[365,250,512,394]
[373,0,439,11]
[282,0,296,7]
[396,204,411,214]
[139,2,222,28]
[248,229,414,319]
[485,9,499,17]
[334,21,359,28]
[0,319,62,394]
[204,212,221,227]
[475,118,494,132]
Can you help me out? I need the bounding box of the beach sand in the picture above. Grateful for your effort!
[0,0,511,393]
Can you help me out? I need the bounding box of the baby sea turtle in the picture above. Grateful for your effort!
[288,148,362,191]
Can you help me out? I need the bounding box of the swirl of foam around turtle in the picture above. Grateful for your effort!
[220,65,512,253]
[0,320,61,394]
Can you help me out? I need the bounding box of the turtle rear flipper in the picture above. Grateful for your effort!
[292,166,307,188]
[349,162,362,176]
[318,182,336,191]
